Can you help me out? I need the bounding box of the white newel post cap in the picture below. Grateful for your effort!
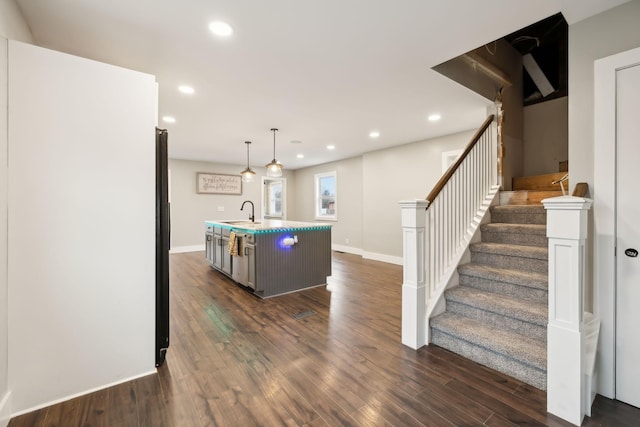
[399,200,429,228]
[542,196,593,240]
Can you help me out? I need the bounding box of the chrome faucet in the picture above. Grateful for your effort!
[241,200,255,222]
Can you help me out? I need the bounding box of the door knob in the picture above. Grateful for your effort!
[625,248,638,258]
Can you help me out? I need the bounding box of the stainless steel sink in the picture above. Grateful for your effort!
[222,220,261,226]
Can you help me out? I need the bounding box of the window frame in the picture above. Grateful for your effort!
[314,171,337,221]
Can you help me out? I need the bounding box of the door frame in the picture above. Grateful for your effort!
[594,45,640,399]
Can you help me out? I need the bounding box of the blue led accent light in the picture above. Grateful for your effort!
[277,234,294,250]
[205,221,330,235]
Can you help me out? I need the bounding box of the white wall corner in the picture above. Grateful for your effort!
[0,391,11,427]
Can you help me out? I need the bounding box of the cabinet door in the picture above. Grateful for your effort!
[205,233,214,265]
[213,235,223,269]
[245,244,256,290]
[221,236,232,275]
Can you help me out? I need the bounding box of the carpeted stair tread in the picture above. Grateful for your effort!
[445,286,547,326]
[490,205,546,225]
[458,263,547,291]
[470,242,548,260]
[430,312,546,371]
[481,223,546,235]
[491,204,546,214]
[481,223,548,247]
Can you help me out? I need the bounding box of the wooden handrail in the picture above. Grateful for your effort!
[426,114,495,204]
[572,182,589,197]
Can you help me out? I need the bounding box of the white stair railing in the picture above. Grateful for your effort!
[400,115,500,349]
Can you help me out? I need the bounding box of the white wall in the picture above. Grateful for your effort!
[523,97,568,176]
[168,158,296,250]
[362,130,474,261]
[569,1,640,189]
[568,0,640,398]
[292,156,363,254]
[0,1,33,423]
[8,41,157,414]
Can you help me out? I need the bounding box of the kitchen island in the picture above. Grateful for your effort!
[205,220,332,298]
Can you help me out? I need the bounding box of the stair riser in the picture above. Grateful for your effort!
[459,273,548,305]
[431,330,546,390]
[446,300,547,341]
[471,252,547,274]
[481,231,547,248]
[490,211,546,225]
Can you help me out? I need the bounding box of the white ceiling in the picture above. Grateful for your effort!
[15,0,628,170]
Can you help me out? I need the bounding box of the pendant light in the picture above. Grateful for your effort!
[240,141,256,183]
[265,128,283,177]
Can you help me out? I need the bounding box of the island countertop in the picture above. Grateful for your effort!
[205,219,332,233]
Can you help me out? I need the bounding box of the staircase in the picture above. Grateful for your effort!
[429,173,565,391]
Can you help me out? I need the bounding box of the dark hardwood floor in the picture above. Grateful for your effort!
[9,251,639,426]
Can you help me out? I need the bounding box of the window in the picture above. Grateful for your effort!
[262,177,286,219]
[266,180,282,217]
[315,171,337,221]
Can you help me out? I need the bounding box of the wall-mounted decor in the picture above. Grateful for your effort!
[196,172,242,195]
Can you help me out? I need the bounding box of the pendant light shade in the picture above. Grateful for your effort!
[265,128,283,177]
[240,141,256,183]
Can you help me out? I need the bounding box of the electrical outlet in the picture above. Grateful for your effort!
[217,206,224,212]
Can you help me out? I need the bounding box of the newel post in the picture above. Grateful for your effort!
[542,196,592,426]
[399,200,429,349]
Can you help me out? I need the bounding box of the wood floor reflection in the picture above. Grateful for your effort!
[9,251,639,426]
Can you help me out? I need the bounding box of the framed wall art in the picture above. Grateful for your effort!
[196,172,242,195]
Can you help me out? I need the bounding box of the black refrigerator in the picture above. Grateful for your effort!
[155,128,170,366]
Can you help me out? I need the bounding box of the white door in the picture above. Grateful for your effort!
[616,63,640,409]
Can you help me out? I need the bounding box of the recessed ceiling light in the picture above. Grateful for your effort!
[296,154,304,159]
[209,21,233,37]
[327,145,336,150]
[369,131,380,138]
[428,114,442,122]
[162,116,176,123]
[178,85,195,94]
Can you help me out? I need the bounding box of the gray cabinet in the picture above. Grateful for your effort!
[213,227,232,276]
[231,234,256,289]
[245,242,256,289]
[213,235,222,270]
[205,225,215,266]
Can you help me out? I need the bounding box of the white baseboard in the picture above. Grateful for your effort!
[9,369,156,418]
[362,251,403,266]
[0,391,11,427]
[331,244,403,265]
[170,244,205,254]
[331,244,363,256]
